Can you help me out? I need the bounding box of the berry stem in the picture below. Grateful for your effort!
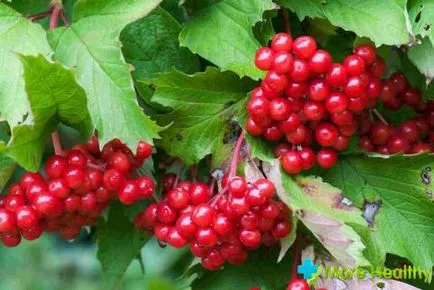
[60,9,70,26]
[209,186,228,207]
[209,176,216,194]
[27,11,51,22]
[282,9,291,35]
[229,133,245,179]
[173,163,184,189]
[49,2,62,30]
[51,131,63,156]
[372,109,389,125]
[291,236,302,279]
[190,164,198,182]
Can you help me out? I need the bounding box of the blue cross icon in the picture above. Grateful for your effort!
[297,258,318,280]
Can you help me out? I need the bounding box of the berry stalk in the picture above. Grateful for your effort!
[229,133,245,179]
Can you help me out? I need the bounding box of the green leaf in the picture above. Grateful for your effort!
[179,0,276,80]
[120,6,200,80]
[191,247,294,290]
[2,55,92,171]
[408,0,434,45]
[5,0,51,15]
[150,67,254,165]
[279,0,413,46]
[97,203,150,289]
[0,154,17,192]
[322,154,434,270]
[47,0,162,148]
[408,37,434,80]
[265,160,372,267]
[0,3,52,128]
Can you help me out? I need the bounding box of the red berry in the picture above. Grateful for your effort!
[264,124,283,141]
[239,229,261,248]
[213,214,233,236]
[330,110,354,126]
[118,180,139,205]
[0,209,16,233]
[95,187,112,203]
[229,197,250,216]
[190,240,209,257]
[369,56,386,78]
[168,188,190,209]
[308,49,332,74]
[16,206,39,230]
[246,188,267,206]
[354,44,376,65]
[136,176,155,199]
[189,183,211,205]
[287,279,309,290]
[290,59,309,81]
[308,79,330,101]
[348,94,368,112]
[274,143,292,158]
[20,172,44,191]
[241,211,259,230]
[359,136,375,152]
[247,96,269,119]
[136,141,152,160]
[246,117,264,136]
[108,152,130,172]
[390,72,408,93]
[85,169,103,190]
[272,51,294,74]
[400,88,422,106]
[67,150,87,168]
[272,220,291,238]
[264,71,288,92]
[167,228,189,248]
[1,232,21,247]
[285,81,308,98]
[370,123,390,145]
[399,120,421,143]
[279,113,301,133]
[254,178,275,198]
[409,143,432,154]
[367,78,382,99]
[271,32,293,52]
[332,135,349,151]
[299,147,316,169]
[254,47,274,70]
[292,36,317,59]
[269,97,291,121]
[286,124,308,144]
[387,135,410,154]
[281,151,303,174]
[80,192,97,213]
[64,196,80,212]
[163,173,176,192]
[228,176,247,198]
[21,224,43,241]
[304,100,326,121]
[4,195,26,213]
[34,193,64,218]
[195,228,218,248]
[45,156,67,178]
[48,178,70,199]
[63,166,85,189]
[154,224,170,242]
[326,63,347,87]
[317,149,337,169]
[260,202,280,220]
[103,169,125,191]
[345,76,366,97]
[325,92,349,113]
[344,54,365,76]
[315,123,339,147]
[8,183,24,196]
[25,181,47,203]
[192,204,215,228]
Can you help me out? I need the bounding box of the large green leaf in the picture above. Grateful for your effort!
[408,0,434,45]
[149,68,254,165]
[1,55,92,171]
[322,154,434,270]
[97,204,150,289]
[121,6,200,80]
[47,0,162,148]
[179,0,275,80]
[408,37,434,80]
[191,247,294,290]
[0,4,52,128]
[279,0,413,46]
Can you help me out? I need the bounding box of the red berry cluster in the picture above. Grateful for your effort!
[247,33,387,174]
[359,73,433,154]
[135,173,292,271]
[0,137,155,247]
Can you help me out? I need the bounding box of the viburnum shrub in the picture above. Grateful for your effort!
[0,1,432,289]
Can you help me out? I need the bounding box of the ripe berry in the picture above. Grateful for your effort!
[63,166,85,189]
[315,123,339,147]
[292,36,317,59]
[344,55,365,76]
[387,135,410,154]
[290,59,309,81]
[0,209,16,232]
[246,188,267,206]
[348,94,368,112]
[269,98,291,121]
[264,71,288,92]
[325,92,349,113]
[195,228,218,248]
[136,141,153,160]
[326,63,347,87]
[190,240,209,257]
[332,135,349,151]
[286,124,308,144]
[287,279,309,290]
[228,176,247,198]
[64,196,80,212]
[390,72,408,93]
[34,194,64,218]
[330,110,354,126]
[279,114,301,133]
[308,79,330,101]
[317,149,337,169]
[213,214,233,236]
[303,100,326,121]
[400,88,421,106]
[369,56,386,78]
[370,123,390,145]
[20,172,44,191]
[272,220,291,238]
[239,229,261,248]
[241,211,259,230]
[103,169,125,191]
[247,96,269,120]
[399,120,421,142]
[359,136,375,152]
[345,76,366,97]
[254,47,274,70]
[67,150,87,168]
[118,180,140,205]
[272,51,293,74]
[367,78,382,99]
[45,156,67,178]
[299,147,316,169]
[281,151,303,174]
[254,178,275,198]
[246,117,264,136]
[167,228,189,248]
[189,183,211,205]
[274,143,292,157]
[1,233,21,247]
[192,204,215,228]
[229,197,250,216]
[286,81,308,98]
[48,178,70,199]
[168,188,190,209]
[21,224,43,241]
[5,195,25,213]
[271,33,293,52]
[154,224,170,242]
[308,49,332,74]
[80,192,97,213]
[354,44,376,65]
[16,206,39,230]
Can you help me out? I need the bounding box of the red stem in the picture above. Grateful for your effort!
[51,131,63,156]
[210,186,228,207]
[49,4,61,30]
[60,9,70,26]
[229,133,245,179]
[282,9,291,35]
[209,177,216,194]
[291,237,302,279]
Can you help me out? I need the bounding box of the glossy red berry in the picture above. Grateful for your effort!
[168,188,190,209]
[63,166,85,189]
[286,125,308,144]
[136,141,153,160]
[45,156,67,178]
[345,76,366,97]
[228,176,247,197]
[344,54,365,76]
[387,135,410,154]
[272,51,294,74]
[292,36,317,59]
[246,117,264,136]
[103,169,125,191]
[285,81,308,98]
[189,183,211,205]
[354,44,376,65]
[254,178,275,198]
[67,150,87,168]
[167,228,189,248]
[303,100,326,121]
[269,98,291,121]
[325,92,349,113]
[299,147,316,169]
[315,123,339,147]
[271,33,293,52]
[239,229,261,248]
[16,206,39,230]
[34,193,64,218]
[369,56,386,78]
[264,71,288,92]
[247,96,269,119]
[359,136,375,152]
[0,209,16,233]
[1,233,21,247]
[326,63,347,87]
[287,279,310,290]
[399,120,421,143]
[195,228,218,248]
[64,196,80,212]
[279,114,301,133]
[281,151,303,174]
[308,79,330,101]
[370,123,390,145]
[254,47,274,70]
[308,49,332,74]
[118,181,140,205]
[290,59,310,82]
[213,214,233,236]
[390,72,408,93]
[317,149,337,169]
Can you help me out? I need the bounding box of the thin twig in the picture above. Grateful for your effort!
[282,9,291,35]
[60,9,70,26]
[51,131,63,155]
[373,109,389,125]
[27,11,51,22]
[229,133,245,179]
